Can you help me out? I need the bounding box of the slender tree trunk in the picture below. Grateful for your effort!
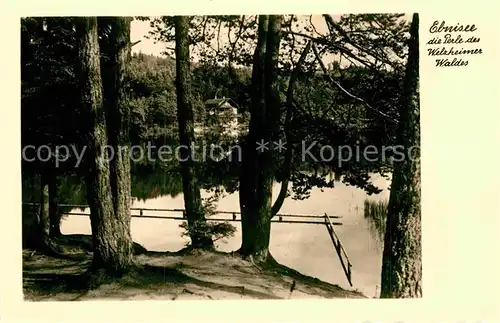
[48,172,62,237]
[75,17,132,275]
[26,171,58,253]
[22,174,37,248]
[38,173,50,247]
[270,41,311,216]
[380,13,421,298]
[239,15,282,263]
[174,16,213,249]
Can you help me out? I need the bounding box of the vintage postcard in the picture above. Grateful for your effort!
[1,0,498,322]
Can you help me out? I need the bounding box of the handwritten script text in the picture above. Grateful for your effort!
[426,20,483,67]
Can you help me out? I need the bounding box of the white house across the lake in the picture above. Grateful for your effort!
[195,97,241,138]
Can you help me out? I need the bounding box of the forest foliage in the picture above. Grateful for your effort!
[22,15,409,203]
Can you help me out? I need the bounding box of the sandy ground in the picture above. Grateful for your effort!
[23,239,365,301]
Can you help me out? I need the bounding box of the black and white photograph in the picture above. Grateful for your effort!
[20,14,421,301]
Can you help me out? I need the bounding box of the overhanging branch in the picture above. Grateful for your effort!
[311,43,398,124]
[282,30,375,69]
[323,14,403,72]
[271,40,312,217]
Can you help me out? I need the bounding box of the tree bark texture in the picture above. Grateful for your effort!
[239,15,282,262]
[380,13,422,298]
[75,16,132,275]
[100,16,134,267]
[174,16,214,249]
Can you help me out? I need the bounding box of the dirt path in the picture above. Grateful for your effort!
[23,236,365,301]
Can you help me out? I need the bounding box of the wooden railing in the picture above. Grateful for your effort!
[22,203,353,285]
[324,212,353,286]
[22,203,343,226]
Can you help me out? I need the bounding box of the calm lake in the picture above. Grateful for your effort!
[61,174,391,298]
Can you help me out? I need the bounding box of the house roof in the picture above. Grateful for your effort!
[204,97,239,109]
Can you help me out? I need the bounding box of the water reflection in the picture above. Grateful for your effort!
[52,164,390,298]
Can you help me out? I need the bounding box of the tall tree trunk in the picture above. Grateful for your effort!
[239,15,269,261]
[380,13,421,298]
[48,171,62,237]
[239,15,282,263]
[75,17,132,276]
[174,16,213,249]
[99,16,134,265]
